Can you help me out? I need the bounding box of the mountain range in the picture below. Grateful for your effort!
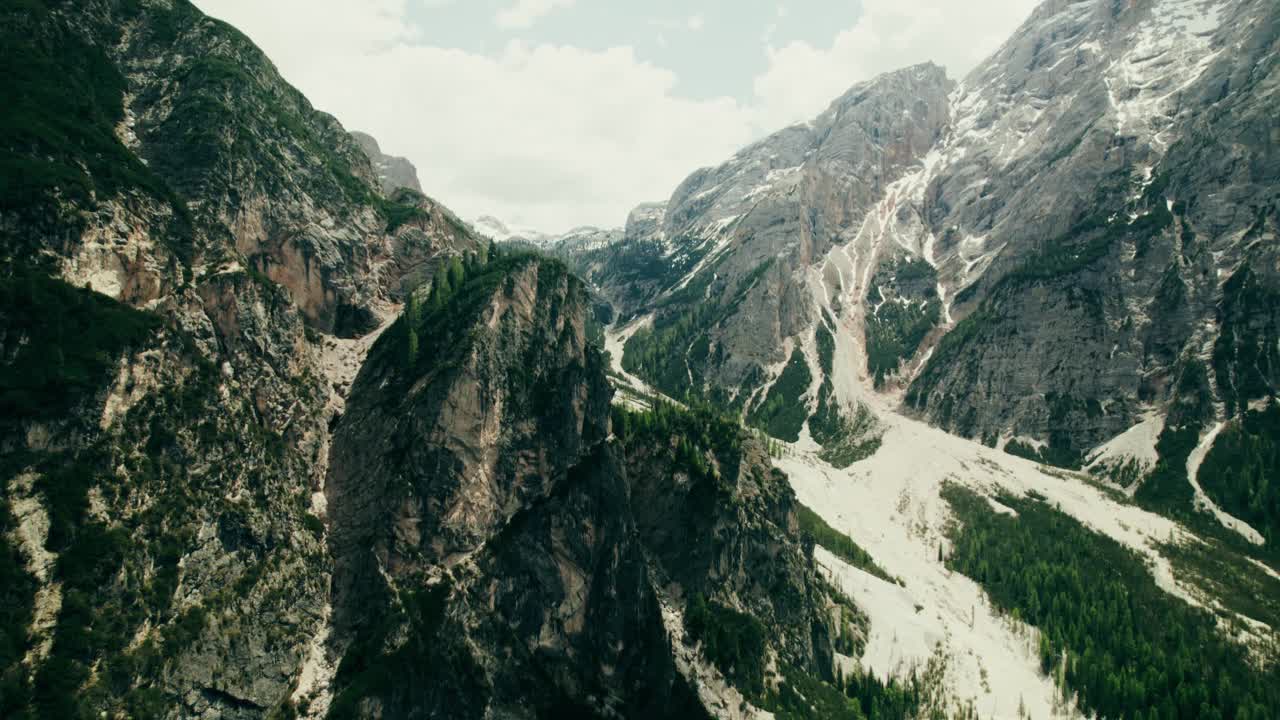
[1,0,1277,719]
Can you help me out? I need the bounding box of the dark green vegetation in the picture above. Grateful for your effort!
[0,492,38,716]
[0,265,161,422]
[808,318,881,467]
[611,398,745,483]
[809,321,842,438]
[1212,264,1278,418]
[375,190,429,234]
[328,583,458,720]
[1134,361,1215,514]
[684,595,768,695]
[944,484,1280,719]
[563,237,670,312]
[1003,439,1046,463]
[1158,538,1280,633]
[0,0,192,259]
[385,250,555,376]
[815,405,882,469]
[760,662,941,720]
[621,299,719,402]
[1128,366,1280,577]
[865,259,940,388]
[1003,395,1092,470]
[746,348,813,442]
[761,664,866,720]
[1197,401,1280,545]
[622,258,775,408]
[905,305,991,415]
[684,590,933,720]
[615,397,930,719]
[759,630,950,720]
[795,503,895,584]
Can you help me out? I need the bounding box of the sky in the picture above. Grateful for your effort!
[193,0,1039,233]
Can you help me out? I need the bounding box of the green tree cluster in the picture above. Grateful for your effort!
[399,251,493,368]
[795,502,895,584]
[0,266,161,422]
[684,594,767,695]
[745,349,812,442]
[612,397,743,483]
[943,484,1280,719]
[1197,400,1280,545]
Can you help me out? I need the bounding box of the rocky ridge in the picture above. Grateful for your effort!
[592,0,1278,479]
[0,0,472,717]
[349,131,422,195]
[325,254,844,718]
[0,2,854,718]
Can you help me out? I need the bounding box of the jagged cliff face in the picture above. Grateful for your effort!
[0,1,481,717]
[598,0,1277,466]
[584,65,952,431]
[349,132,423,196]
[325,255,840,718]
[5,0,472,338]
[899,0,1280,461]
[325,257,658,718]
[0,4,846,718]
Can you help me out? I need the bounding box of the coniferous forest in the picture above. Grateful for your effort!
[943,484,1280,719]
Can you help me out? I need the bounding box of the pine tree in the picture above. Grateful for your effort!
[431,266,452,309]
[404,293,421,365]
[448,255,465,289]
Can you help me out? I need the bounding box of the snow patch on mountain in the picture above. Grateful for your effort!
[1085,413,1165,478]
[604,316,659,400]
[772,393,1270,713]
[1184,421,1266,545]
[1105,0,1225,144]
[471,215,622,253]
[817,549,1071,719]
[471,215,548,245]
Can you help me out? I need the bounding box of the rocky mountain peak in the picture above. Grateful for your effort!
[324,253,841,716]
[349,130,423,195]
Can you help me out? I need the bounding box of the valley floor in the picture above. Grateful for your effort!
[777,399,1280,718]
[603,323,1278,718]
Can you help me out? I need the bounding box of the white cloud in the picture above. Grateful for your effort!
[495,0,574,30]
[752,0,1038,130]
[686,14,705,31]
[191,0,1039,232]
[193,0,752,232]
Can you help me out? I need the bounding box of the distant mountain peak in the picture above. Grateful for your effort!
[470,214,623,253]
[350,130,422,194]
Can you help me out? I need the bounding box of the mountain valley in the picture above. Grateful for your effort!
[1,0,1278,718]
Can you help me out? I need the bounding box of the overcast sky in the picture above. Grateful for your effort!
[193,0,1038,233]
